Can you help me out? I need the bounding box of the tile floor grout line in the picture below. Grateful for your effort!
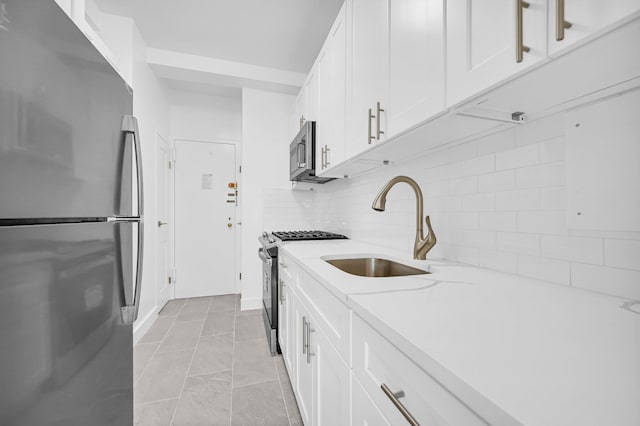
[229,295,238,426]
[134,309,180,388]
[273,356,293,425]
[168,296,212,426]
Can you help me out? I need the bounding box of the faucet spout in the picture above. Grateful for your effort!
[371,176,436,260]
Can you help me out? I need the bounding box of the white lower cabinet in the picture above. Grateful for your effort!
[293,293,314,425]
[352,375,390,426]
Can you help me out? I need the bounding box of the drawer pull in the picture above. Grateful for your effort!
[306,322,315,364]
[381,383,419,426]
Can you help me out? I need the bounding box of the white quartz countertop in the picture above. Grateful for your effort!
[279,239,640,426]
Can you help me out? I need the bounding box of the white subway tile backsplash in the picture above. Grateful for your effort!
[495,189,541,211]
[571,263,640,300]
[496,144,539,170]
[479,250,518,274]
[447,212,479,229]
[568,236,604,265]
[515,113,565,146]
[541,235,569,260]
[462,154,495,176]
[311,107,635,300]
[604,239,640,271]
[497,232,540,256]
[539,137,565,162]
[478,170,516,192]
[540,187,566,210]
[477,128,516,155]
[518,211,567,235]
[516,162,565,188]
[479,212,517,232]
[518,255,570,285]
[463,193,495,211]
[449,176,478,195]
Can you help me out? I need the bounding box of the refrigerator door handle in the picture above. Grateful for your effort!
[120,115,144,324]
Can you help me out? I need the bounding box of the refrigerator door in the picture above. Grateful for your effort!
[0,221,136,425]
[0,0,134,219]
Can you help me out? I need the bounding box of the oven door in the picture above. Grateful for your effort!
[258,247,273,325]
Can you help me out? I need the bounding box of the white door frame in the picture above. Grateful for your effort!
[172,138,242,295]
[156,131,174,307]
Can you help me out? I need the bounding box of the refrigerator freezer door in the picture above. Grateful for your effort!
[0,222,135,425]
[0,0,133,219]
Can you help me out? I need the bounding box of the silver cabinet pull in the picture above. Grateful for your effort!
[516,0,531,63]
[325,145,331,167]
[376,102,385,140]
[556,0,572,41]
[279,279,285,303]
[306,322,315,364]
[302,316,307,354]
[368,108,376,144]
[381,384,419,426]
[157,220,168,227]
[299,115,306,129]
[321,145,326,170]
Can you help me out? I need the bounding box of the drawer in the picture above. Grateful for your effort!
[352,315,487,426]
[296,267,351,364]
[278,252,296,283]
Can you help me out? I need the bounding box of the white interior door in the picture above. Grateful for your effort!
[156,133,172,311]
[175,140,237,298]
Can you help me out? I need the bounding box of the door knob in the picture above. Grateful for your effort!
[158,221,168,227]
[227,223,233,228]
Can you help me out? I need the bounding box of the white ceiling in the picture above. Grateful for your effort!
[96,0,344,74]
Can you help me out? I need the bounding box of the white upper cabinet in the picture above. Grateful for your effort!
[317,3,348,177]
[548,0,640,56]
[387,0,446,137]
[295,86,307,131]
[447,0,548,107]
[348,0,390,157]
[305,67,319,122]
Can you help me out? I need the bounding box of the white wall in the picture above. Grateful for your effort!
[169,90,242,143]
[315,107,640,301]
[131,25,171,341]
[241,88,296,309]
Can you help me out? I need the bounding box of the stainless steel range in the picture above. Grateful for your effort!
[258,230,348,354]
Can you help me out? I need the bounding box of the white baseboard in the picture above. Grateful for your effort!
[133,307,157,345]
[240,297,262,311]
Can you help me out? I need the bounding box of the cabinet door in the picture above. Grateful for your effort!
[316,44,331,174]
[348,0,389,157]
[306,66,319,122]
[387,0,445,137]
[317,4,347,177]
[548,0,640,56]
[352,375,390,426]
[293,296,314,425]
[311,324,350,426]
[447,0,548,107]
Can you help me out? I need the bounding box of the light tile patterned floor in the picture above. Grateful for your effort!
[134,295,302,426]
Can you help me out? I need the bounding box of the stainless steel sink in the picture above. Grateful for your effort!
[325,257,430,277]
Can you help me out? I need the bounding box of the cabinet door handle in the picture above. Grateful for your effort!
[279,279,285,303]
[299,115,306,129]
[325,145,331,167]
[306,322,315,364]
[556,0,573,41]
[381,384,419,426]
[516,0,531,63]
[321,146,326,170]
[302,316,307,354]
[368,108,376,144]
[376,101,385,140]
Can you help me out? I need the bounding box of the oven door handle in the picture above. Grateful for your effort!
[258,247,272,267]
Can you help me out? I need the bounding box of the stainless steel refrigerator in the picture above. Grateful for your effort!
[0,1,143,424]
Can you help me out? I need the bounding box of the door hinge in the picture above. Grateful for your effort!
[168,161,172,169]
[239,165,242,173]
[239,272,242,280]
[168,276,172,284]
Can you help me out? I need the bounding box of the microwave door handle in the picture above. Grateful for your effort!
[297,143,306,168]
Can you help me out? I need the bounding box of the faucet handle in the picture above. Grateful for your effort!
[425,215,436,246]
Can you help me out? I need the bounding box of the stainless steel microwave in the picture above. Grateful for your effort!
[289,121,334,184]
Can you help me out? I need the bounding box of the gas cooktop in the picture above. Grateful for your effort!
[271,230,348,241]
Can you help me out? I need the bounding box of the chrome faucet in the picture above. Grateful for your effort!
[372,176,436,260]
